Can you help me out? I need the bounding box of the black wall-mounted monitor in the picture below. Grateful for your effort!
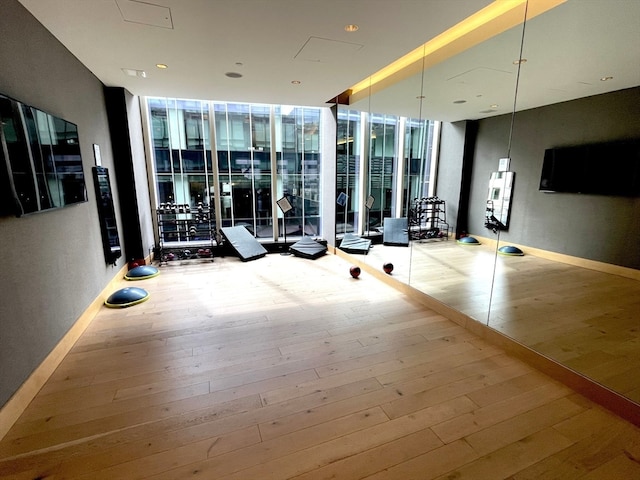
[540,139,640,197]
[0,93,87,217]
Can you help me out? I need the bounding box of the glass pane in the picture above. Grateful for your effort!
[254,176,272,237]
[22,106,53,210]
[336,109,361,234]
[0,98,38,213]
[368,114,397,227]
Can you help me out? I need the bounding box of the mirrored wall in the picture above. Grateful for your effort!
[337,0,640,408]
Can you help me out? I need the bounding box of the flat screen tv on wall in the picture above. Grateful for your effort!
[540,139,640,197]
[0,93,87,217]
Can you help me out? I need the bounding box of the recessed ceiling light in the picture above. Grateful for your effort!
[155,63,168,69]
[490,104,499,109]
[225,72,243,78]
[235,62,243,67]
[344,24,359,32]
[600,76,614,81]
[416,95,425,99]
[291,80,301,85]
[453,99,467,104]
[513,58,527,65]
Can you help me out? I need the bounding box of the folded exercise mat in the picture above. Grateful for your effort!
[220,226,268,261]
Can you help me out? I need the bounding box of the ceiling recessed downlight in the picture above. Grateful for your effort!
[600,76,613,81]
[225,72,243,78]
[453,99,467,104]
[156,63,168,69]
[513,58,527,65]
[490,104,499,109]
[344,24,359,32]
[291,80,301,85]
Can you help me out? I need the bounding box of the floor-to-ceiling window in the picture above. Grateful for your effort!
[368,113,398,228]
[146,98,322,243]
[215,103,273,236]
[403,118,437,216]
[336,109,361,234]
[276,106,321,237]
[337,108,438,236]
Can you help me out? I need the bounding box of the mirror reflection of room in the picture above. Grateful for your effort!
[485,170,514,231]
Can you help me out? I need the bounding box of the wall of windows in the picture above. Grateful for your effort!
[337,108,438,236]
[146,98,322,243]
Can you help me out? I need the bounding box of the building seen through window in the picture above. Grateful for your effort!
[146,98,438,245]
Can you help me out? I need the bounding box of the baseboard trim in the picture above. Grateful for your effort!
[474,235,640,281]
[333,247,640,427]
[0,262,131,441]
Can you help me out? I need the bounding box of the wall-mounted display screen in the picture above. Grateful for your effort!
[0,93,87,216]
[540,139,640,197]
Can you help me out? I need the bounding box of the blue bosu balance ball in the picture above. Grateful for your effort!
[498,245,524,256]
[124,265,159,281]
[456,236,480,245]
[105,287,149,308]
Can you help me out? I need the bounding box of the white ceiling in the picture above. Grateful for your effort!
[17,0,640,122]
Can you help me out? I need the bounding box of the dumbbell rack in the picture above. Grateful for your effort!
[408,196,450,241]
[156,202,216,265]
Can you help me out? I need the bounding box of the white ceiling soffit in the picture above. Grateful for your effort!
[351,0,640,121]
[16,0,492,111]
[115,0,173,29]
[15,0,640,122]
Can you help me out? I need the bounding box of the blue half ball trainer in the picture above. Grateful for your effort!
[457,236,480,245]
[124,265,160,280]
[105,287,149,308]
[498,245,524,256]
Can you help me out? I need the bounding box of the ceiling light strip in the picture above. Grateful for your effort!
[349,0,566,100]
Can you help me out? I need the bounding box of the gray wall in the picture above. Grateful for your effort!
[0,1,125,407]
[440,87,640,269]
[437,122,467,235]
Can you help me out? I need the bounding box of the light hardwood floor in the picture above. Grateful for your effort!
[364,240,640,404]
[1,253,640,479]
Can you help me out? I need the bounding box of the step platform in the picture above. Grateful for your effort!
[289,236,327,260]
[383,217,409,246]
[338,233,371,255]
[220,226,268,261]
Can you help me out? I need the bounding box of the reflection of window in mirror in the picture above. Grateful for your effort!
[485,171,515,231]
